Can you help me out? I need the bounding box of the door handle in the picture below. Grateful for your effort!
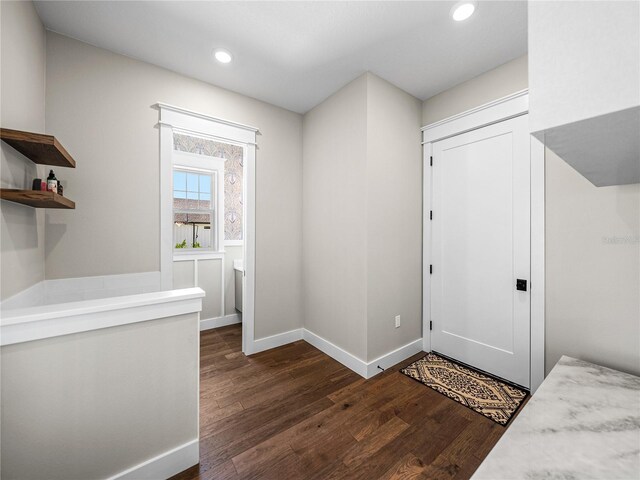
[516,279,527,291]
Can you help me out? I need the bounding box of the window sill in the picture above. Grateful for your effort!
[173,251,225,262]
[224,240,244,247]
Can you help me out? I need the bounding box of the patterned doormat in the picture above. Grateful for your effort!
[401,353,528,426]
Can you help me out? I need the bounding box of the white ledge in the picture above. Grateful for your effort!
[422,89,529,143]
[1,287,205,346]
[155,102,259,133]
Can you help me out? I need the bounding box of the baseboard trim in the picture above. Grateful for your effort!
[249,328,303,355]
[365,339,424,378]
[302,329,423,379]
[200,313,241,331]
[243,326,423,379]
[107,438,199,480]
[302,329,368,377]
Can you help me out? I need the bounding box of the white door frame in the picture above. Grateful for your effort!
[421,89,546,392]
[156,103,258,355]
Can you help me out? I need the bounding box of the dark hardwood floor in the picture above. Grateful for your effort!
[170,324,508,480]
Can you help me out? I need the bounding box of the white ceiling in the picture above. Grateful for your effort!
[34,1,528,114]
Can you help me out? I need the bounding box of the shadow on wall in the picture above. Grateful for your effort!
[1,202,40,252]
[44,212,68,259]
[1,148,42,252]
[613,184,640,232]
[545,149,640,376]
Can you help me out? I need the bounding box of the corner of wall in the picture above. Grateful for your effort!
[364,73,423,362]
[301,71,369,362]
[0,0,47,300]
[301,71,424,367]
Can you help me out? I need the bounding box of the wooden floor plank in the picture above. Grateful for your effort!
[170,324,511,480]
[231,435,295,478]
[378,453,428,480]
[342,415,410,467]
[200,401,244,431]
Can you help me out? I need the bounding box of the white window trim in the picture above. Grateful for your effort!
[172,134,245,248]
[421,89,546,393]
[173,252,225,262]
[157,103,258,355]
[172,152,225,255]
[224,240,244,247]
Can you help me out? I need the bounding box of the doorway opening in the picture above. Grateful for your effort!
[422,90,545,393]
[157,103,258,354]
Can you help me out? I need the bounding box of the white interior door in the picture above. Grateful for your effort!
[431,114,531,388]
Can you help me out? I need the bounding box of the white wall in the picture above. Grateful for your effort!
[528,0,639,373]
[366,74,423,361]
[0,1,46,300]
[302,74,369,360]
[173,246,242,323]
[546,151,640,375]
[528,0,640,133]
[422,55,528,126]
[302,73,423,362]
[44,32,303,339]
[422,55,640,376]
[1,313,199,480]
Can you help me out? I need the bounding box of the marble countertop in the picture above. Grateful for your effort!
[472,356,640,480]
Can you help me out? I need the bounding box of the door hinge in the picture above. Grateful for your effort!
[430,156,433,167]
[429,265,433,274]
[429,320,433,331]
[430,210,433,220]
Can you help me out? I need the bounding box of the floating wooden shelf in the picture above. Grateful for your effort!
[0,189,75,209]
[0,128,76,168]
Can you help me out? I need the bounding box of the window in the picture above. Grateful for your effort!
[172,149,225,255]
[173,168,216,251]
[173,132,244,244]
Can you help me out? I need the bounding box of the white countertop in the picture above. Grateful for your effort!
[473,356,640,480]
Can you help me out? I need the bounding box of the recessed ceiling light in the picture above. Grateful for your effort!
[451,1,477,22]
[214,49,233,64]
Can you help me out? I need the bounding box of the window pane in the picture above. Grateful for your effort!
[173,171,187,191]
[174,212,212,249]
[186,173,199,193]
[173,190,187,209]
[173,166,216,251]
[199,175,211,194]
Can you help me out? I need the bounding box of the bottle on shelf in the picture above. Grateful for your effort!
[47,170,58,193]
